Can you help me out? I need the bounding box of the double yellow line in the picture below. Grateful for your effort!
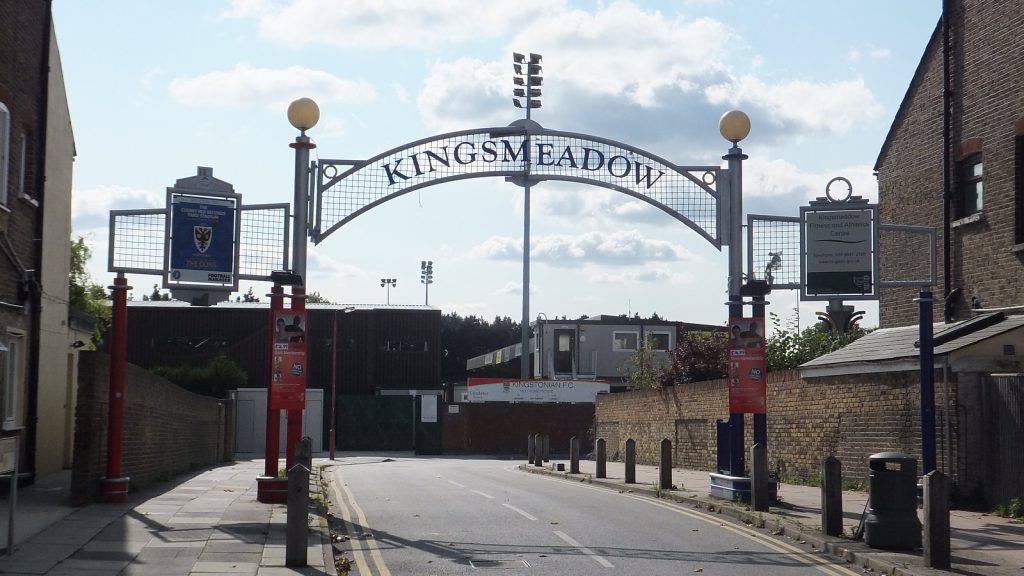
[327,470,392,576]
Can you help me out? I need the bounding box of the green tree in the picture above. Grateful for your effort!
[440,313,520,383]
[69,237,111,347]
[143,283,171,301]
[661,328,728,386]
[152,355,248,398]
[765,312,871,371]
[305,291,331,304]
[235,287,260,303]
[620,335,668,390]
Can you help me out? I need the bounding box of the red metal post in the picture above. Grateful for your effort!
[102,274,131,502]
[285,285,306,471]
[264,284,284,478]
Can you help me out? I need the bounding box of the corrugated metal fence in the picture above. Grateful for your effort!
[982,374,1024,506]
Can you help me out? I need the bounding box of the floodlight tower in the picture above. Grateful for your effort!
[420,260,434,305]
[513,52,542,378]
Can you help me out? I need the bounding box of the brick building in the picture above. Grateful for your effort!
[876,1,1024,326]
[0,1,84,482]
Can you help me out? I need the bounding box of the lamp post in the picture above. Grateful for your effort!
[719,110,752,476]
[380,278,397,304]
[513,52,542,379]
[420,261,433,305]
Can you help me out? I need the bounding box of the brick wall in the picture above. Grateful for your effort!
[596,370,958,484]
[442,403,595,455]
[877,1,1024,326]
[72,352,230,505]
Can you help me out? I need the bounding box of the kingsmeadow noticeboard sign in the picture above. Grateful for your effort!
[800,199,878,301]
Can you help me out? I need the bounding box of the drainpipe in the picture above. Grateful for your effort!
[942,0,954,321]
[25,1,54,481]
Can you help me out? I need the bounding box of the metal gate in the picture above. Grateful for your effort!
[980,374,1024,506]
[336,395,414,451]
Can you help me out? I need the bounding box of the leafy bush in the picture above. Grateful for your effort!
[152,355,247,398]
[660,329,728,386]
[766,312,870,371]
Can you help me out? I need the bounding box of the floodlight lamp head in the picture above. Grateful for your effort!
[719,109,751,144]
[529,53,542,64]
[513,52,525,63]
[513,99,523,108]
[287,97,320,132]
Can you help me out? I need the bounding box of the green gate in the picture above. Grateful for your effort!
[336,395,414,451]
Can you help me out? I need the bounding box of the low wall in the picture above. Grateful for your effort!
[443,403,595,455]
[596,370,957,484]
[72,352,231,505]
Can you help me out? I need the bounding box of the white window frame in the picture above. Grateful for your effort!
[647,331,672,351]
[3,332,25,430]
[612,331,639,352]
[0,102,9,207]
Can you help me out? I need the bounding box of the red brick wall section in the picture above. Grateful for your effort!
[72,352,230,505]
[442,403,595,455]
[595,370,958,484]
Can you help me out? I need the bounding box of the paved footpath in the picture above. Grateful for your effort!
[525,458,1024,576]
[0,459,335,576]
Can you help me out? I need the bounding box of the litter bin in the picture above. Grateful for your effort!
[863,452,921,549]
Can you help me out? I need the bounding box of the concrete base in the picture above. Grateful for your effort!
[101,477,130,503]
[256,476,288,504]
[709,472,777,504]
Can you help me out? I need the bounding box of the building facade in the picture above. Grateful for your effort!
[467,315,723,390]
[0,1,82,482]
[876,1,1024,327]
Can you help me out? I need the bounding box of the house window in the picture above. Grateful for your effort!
[647,332,671,351]
[958,153,983,217]
[3,333,24,429]
[0,102,9,206]
[612,331,639,351]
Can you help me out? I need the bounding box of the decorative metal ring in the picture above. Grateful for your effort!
[825,176,853,203]
[702,171,716,185]
[323,164,338,179]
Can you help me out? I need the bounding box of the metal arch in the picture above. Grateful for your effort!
[312,124,725,249]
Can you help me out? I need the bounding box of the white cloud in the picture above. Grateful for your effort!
[589,266,695,285]
[168,63,376,109]
[471,230,695,266]
[227,0,559,48]
[707,75,883,135]
[72,184,162,228]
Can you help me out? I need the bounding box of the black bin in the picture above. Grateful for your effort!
[863,452,921,549]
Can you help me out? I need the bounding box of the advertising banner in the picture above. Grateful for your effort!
[168,194,237,286]
[728,317,767,414]
[467,378,610,403]
[269,311,307,411]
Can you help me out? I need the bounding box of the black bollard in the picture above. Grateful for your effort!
[527,433,535,464]
[924,470,951,569]
[751,443,768,511]
[625,439,636,484]
[659,438,672,491]
[570,436,580,474]
[821,456,843,536]
[533,434,543,467]
[542,434,550,463]
[286,437,311,567]
[596,438,607,479]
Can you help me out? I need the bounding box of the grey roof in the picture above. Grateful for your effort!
[800,314,1024,372]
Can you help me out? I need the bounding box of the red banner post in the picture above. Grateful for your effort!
[258,285,287,503]
[728,316,767,415]
[284,285,307,471]
[102,274,131,503]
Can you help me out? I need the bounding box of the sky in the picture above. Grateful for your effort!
[53,0,940,332]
